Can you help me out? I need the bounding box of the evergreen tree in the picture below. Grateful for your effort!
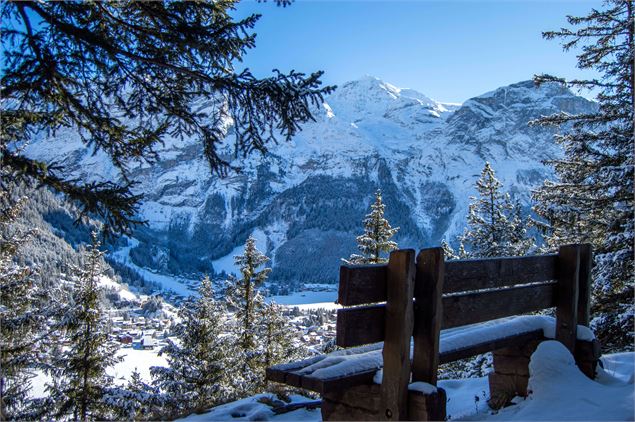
[344,190,399,264]
[46,232,121,421]
[509,199,536,256]
[105,369,162,421]
[459,163,534,258]
[531,0,633,350]
[0,192,42,420]
[226,236,271,353]
[1,1,334,237]
[256,302,304,391]
[151,276,233,417]
[441,239,459,260]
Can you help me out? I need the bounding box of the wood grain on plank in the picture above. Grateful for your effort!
[442,282,556,329]
[337,282,557,346]
[338,264,388,306]
[444,254,558,293]
[336,304,385,347]
[320,370,379,395]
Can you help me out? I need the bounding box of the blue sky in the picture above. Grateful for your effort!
[233,0,602,103]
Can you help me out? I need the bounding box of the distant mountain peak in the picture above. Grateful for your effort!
[325,76,440,125]
[337,75,434,105]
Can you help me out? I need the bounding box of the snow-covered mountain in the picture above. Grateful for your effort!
[26,77,597,293]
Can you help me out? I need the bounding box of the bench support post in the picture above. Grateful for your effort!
[574,338,601,379]
[322,384,381,421]
[487,336,543,409]
[556,244,580,353]
[380,249,416,421]
[408,388,447,421]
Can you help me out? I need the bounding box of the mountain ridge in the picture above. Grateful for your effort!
[24,76,597,294]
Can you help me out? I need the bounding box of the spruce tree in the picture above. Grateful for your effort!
[226,236,271,353]
[124,369,161,420]
[460,163,534,258]
[46,232,121,421]
[0,192,42,420]
[105,369,163,421]
[256,302,303,391]
[1,1,334,236]
[531,0,634,351]
[151,276,233,417]
[509,199,535,255]
[441,239,460,260]
[344,190,399,264]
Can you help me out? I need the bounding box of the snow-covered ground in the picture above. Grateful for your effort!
[181,342,634,421]
[109,348,169,385]
[180,395,321,421]
[31,347,169,398]
[97,274,138,302]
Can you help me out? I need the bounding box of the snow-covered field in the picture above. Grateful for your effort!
[268,289,339,310]
[31,347,169,398]
[109,348,169,385]
[181,342,634,421]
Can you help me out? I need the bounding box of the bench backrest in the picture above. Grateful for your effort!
[336,244,592,383]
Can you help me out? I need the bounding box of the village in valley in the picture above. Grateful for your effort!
[105,290,337,354]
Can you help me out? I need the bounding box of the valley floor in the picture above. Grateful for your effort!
[180,345,634,421]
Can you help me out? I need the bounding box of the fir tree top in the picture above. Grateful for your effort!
[234,235,271,287]
[227,235,271,352]
[345,190,399,264]
[460,163,534,258]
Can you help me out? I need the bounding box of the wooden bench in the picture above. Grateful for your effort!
[266,244,600,420]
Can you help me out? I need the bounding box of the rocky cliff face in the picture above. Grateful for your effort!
[25,77,597,293]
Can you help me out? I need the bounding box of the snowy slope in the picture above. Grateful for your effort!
[178,343,634,421]
[24,77,597,291]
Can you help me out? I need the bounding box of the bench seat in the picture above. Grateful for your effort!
[266,315,595,394]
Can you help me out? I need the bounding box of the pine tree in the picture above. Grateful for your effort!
[0,192,42,420]
[226,236,271,353]
[151,276,233,417]
[1,1,334,237]
[459,163,534,258]
[531,0,634,351]
[344,190,399,264]
[46,232,121,421]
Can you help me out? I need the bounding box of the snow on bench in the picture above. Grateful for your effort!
[267,315,595,394]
